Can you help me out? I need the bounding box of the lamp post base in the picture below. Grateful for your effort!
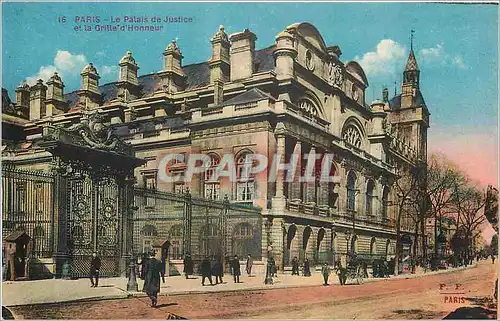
[264,264,273,285]
[126,258,138,292]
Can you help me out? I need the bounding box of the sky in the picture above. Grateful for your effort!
[2,2,498,238]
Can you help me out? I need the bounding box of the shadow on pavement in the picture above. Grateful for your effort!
[393,309,443,319]
[2,306,15,319]
[156,303,178,308]
[442,306,496,319]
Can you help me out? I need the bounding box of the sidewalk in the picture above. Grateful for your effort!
[2,263,478,307]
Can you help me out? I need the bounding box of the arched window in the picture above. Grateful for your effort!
[298,99,319,117]
[169,225,183,260]
[200,224,222,257]
[232,223,256,258]
[141,225,157,237]
[204,153,221,200]
[140,224,157,253]
[347,171,357,211]
[236,151,255,201]
[342,126,362,149]
[366,180,374,216]
[382,186,390,218]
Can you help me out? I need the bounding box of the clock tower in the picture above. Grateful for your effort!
[401,31,420,109]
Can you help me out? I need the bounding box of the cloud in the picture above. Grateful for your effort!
[418,44,467,69]
[25,50,88,85]
[26,65,58,86]
[419,43,445,63]
[95,51,106,57]
[354,39,407,76]
[99,65,118,77]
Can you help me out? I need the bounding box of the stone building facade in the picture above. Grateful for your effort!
[2,22,429,269]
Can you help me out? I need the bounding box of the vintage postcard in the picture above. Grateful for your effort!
[1,1,498,320]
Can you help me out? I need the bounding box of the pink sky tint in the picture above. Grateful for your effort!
[428,127,498,244]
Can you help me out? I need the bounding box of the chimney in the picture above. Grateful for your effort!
[158,40,187,93]
[382,87,389,103]
[29,79,47,121]
[229,28,257,81]
[77,63,102,109]
[273,30,297,80]
[209,25,230,83]
[117,50,141,101]
[15,82,30,117]
[45,72,68,116]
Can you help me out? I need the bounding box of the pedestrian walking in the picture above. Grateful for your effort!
[89,252,101,287]
[321,263,330,286]
[230,255,241,283]
[492,254,496,264]
[200,256,213,286]
[336,262,347,285]
[246,254,253,276]
[212,256,224,284]
[138,252,148,280]
[142,250,165,308]
[183,253,194,279]
[291,257,299,275]
[303,258,311,277]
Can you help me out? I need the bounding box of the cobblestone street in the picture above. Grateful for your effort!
[7,261,497,319]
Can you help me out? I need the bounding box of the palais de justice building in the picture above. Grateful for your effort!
[2,22,429,274]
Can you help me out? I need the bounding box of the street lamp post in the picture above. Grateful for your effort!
[126,252,138,292]
[264,219,273,285]
[345,230,352,264]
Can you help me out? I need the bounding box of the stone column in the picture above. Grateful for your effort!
[275,134,285,198]
[290,140,302,201]
[304,146,316,203]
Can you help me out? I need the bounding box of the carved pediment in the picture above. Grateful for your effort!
[48,110,134,157]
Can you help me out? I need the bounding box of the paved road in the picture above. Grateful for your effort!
[9,261,497,319]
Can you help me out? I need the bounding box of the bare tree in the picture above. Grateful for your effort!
[391,163,425,276]
[426,153,463,255]
[451,183,486,264]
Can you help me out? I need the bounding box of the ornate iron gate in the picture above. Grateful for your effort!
[67,173,121,277]
[1,165,55,258]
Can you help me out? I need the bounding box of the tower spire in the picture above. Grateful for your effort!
[410,29,415,52]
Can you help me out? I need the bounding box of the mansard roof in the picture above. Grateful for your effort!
[64,45,276,110]
[220,87,276,107]
[388,90,427,110]
[2,88,15,115]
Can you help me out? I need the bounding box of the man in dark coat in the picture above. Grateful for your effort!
[321,263,330,286]
[212,256,224,284]
[89,252,101,287]
[291,257,299,275]
[200,256,213,286]
[303,258,311,277]
[336,262,347,285]
[139,252,148,280]
[142,251,165,308]
[183,254,194,279]
[230,255,241,283]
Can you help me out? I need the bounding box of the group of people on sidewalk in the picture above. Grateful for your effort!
[183,254,255,286]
